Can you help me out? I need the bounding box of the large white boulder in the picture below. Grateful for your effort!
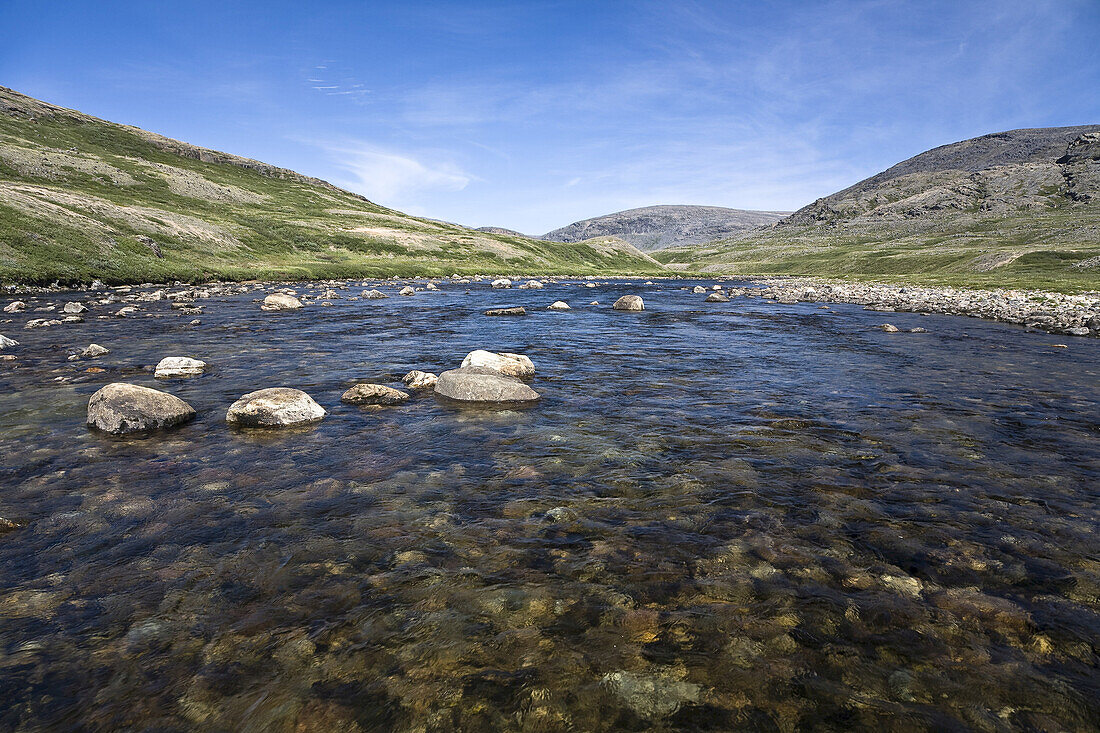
[155,357,207,378]
[226,388,325,427]
[261,293,303,311]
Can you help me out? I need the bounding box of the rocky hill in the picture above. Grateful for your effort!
[0,87,663,284]
[785,125,1100,225]
[542,205,788,251]
[656,125,1100,292]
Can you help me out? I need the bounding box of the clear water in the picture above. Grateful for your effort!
[1,280,1098,731]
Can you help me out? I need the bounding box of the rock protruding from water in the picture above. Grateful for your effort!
[435,367,541,403]
[402,370,438,390]
[154,357,207,378]
[705,292,729,302]
[0,334,18,350]
[226,388,326,427]
[3,301,26,313]
[87,383,197,435]
[461,350,535,378]
[363,289,388,299]
[63,302,88,314]
[399,286,415,296]
[692,285,706,294]
[82,343,110,358]
[881,323,900,332]
[341,383,410,405]
[484,306,526,316]
[548,301,570,310]
[613,295,644,311]
[491,278,512,288]
[261,293,303,311]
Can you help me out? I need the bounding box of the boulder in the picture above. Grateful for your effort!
[0,334,18,350]
[363,289,389,299]
[402,370,439,390]
[226,388,325,427]
[82,343,109,358]
[87,383,196,435]
[155,357,207,378]
[435,367,541,403]
[341,383,410,405]
[705,292,729,303]
[548,301,570,310]
[692,285,706,294]
[399,286,416,296]
[484,307,526,316]
[521,280,544,289]
[261,293,303,311]
[491,278,512,288]
[881,323,900,333]
[613,295,644,311]
[3,301,26,313]
[63,302,88,314]
[461,350,535,378]
[425,283,439,291]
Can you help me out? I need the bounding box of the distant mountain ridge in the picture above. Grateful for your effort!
[541,205,789,251]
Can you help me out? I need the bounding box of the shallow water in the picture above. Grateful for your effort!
[1,279,1098,731]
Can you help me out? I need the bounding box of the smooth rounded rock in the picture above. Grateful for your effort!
[341,383,410,405]
[154,357,207,378]
[399,286,415,296]
[402,370,438,390]
[435,367,540,403]
[548,301,570,310]
[613,295,644,311]
[491,278,512,288]
[461,350,535,378]
[705,292,729,303]
[226,388,325,427]
[261,293,303,311]
[87,383,196,435]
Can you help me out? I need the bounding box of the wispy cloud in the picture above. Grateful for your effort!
[313,141,473,207]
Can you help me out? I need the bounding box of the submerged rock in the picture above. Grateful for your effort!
[461,350,535,378]
[261,293,304,311]
[613,295,645,311]
[548,301,570,310]
[341,383,410,405]
[87,383,196,435]
[402,370,438,390]
[226,388,326,427]
[484,306,526,316]
[600,670,702,720]
[435,367,541,403]
[154,357,207,378]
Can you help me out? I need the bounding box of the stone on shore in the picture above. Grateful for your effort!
[87,383,197,435]
[363,289,388,299]
[435,367,541,403]
[226,388,326,427]
[548,301,570,310]
[0,334,18,350]
[613,295,644,311]
[341,383,410,405]
[399,286,416,296]
[484,306,526,316]
[705,292,729,302]
[155,357,207,378]
[461,350,535,378]
[261,293,303,311]
[402,370,439,390]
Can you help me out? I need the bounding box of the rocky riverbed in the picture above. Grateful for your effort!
[1,276,1098,730]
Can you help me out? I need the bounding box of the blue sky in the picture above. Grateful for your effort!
[3,0,1099,233]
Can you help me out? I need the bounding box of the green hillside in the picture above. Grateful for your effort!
[0,87,663,284]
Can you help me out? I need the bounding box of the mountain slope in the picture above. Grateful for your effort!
[656,126,1100,291]
[542,205,788,251]
[0,87,662,283]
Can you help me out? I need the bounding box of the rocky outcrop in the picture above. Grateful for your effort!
[340,383,409,405]
[460,350,535,378]
[434,367,541,403]
[87,383,196,435]
[226,388,325,427]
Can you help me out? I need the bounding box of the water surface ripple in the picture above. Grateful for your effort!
[1,280,1098,731]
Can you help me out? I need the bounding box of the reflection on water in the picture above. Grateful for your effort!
[1,280,1098,731]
